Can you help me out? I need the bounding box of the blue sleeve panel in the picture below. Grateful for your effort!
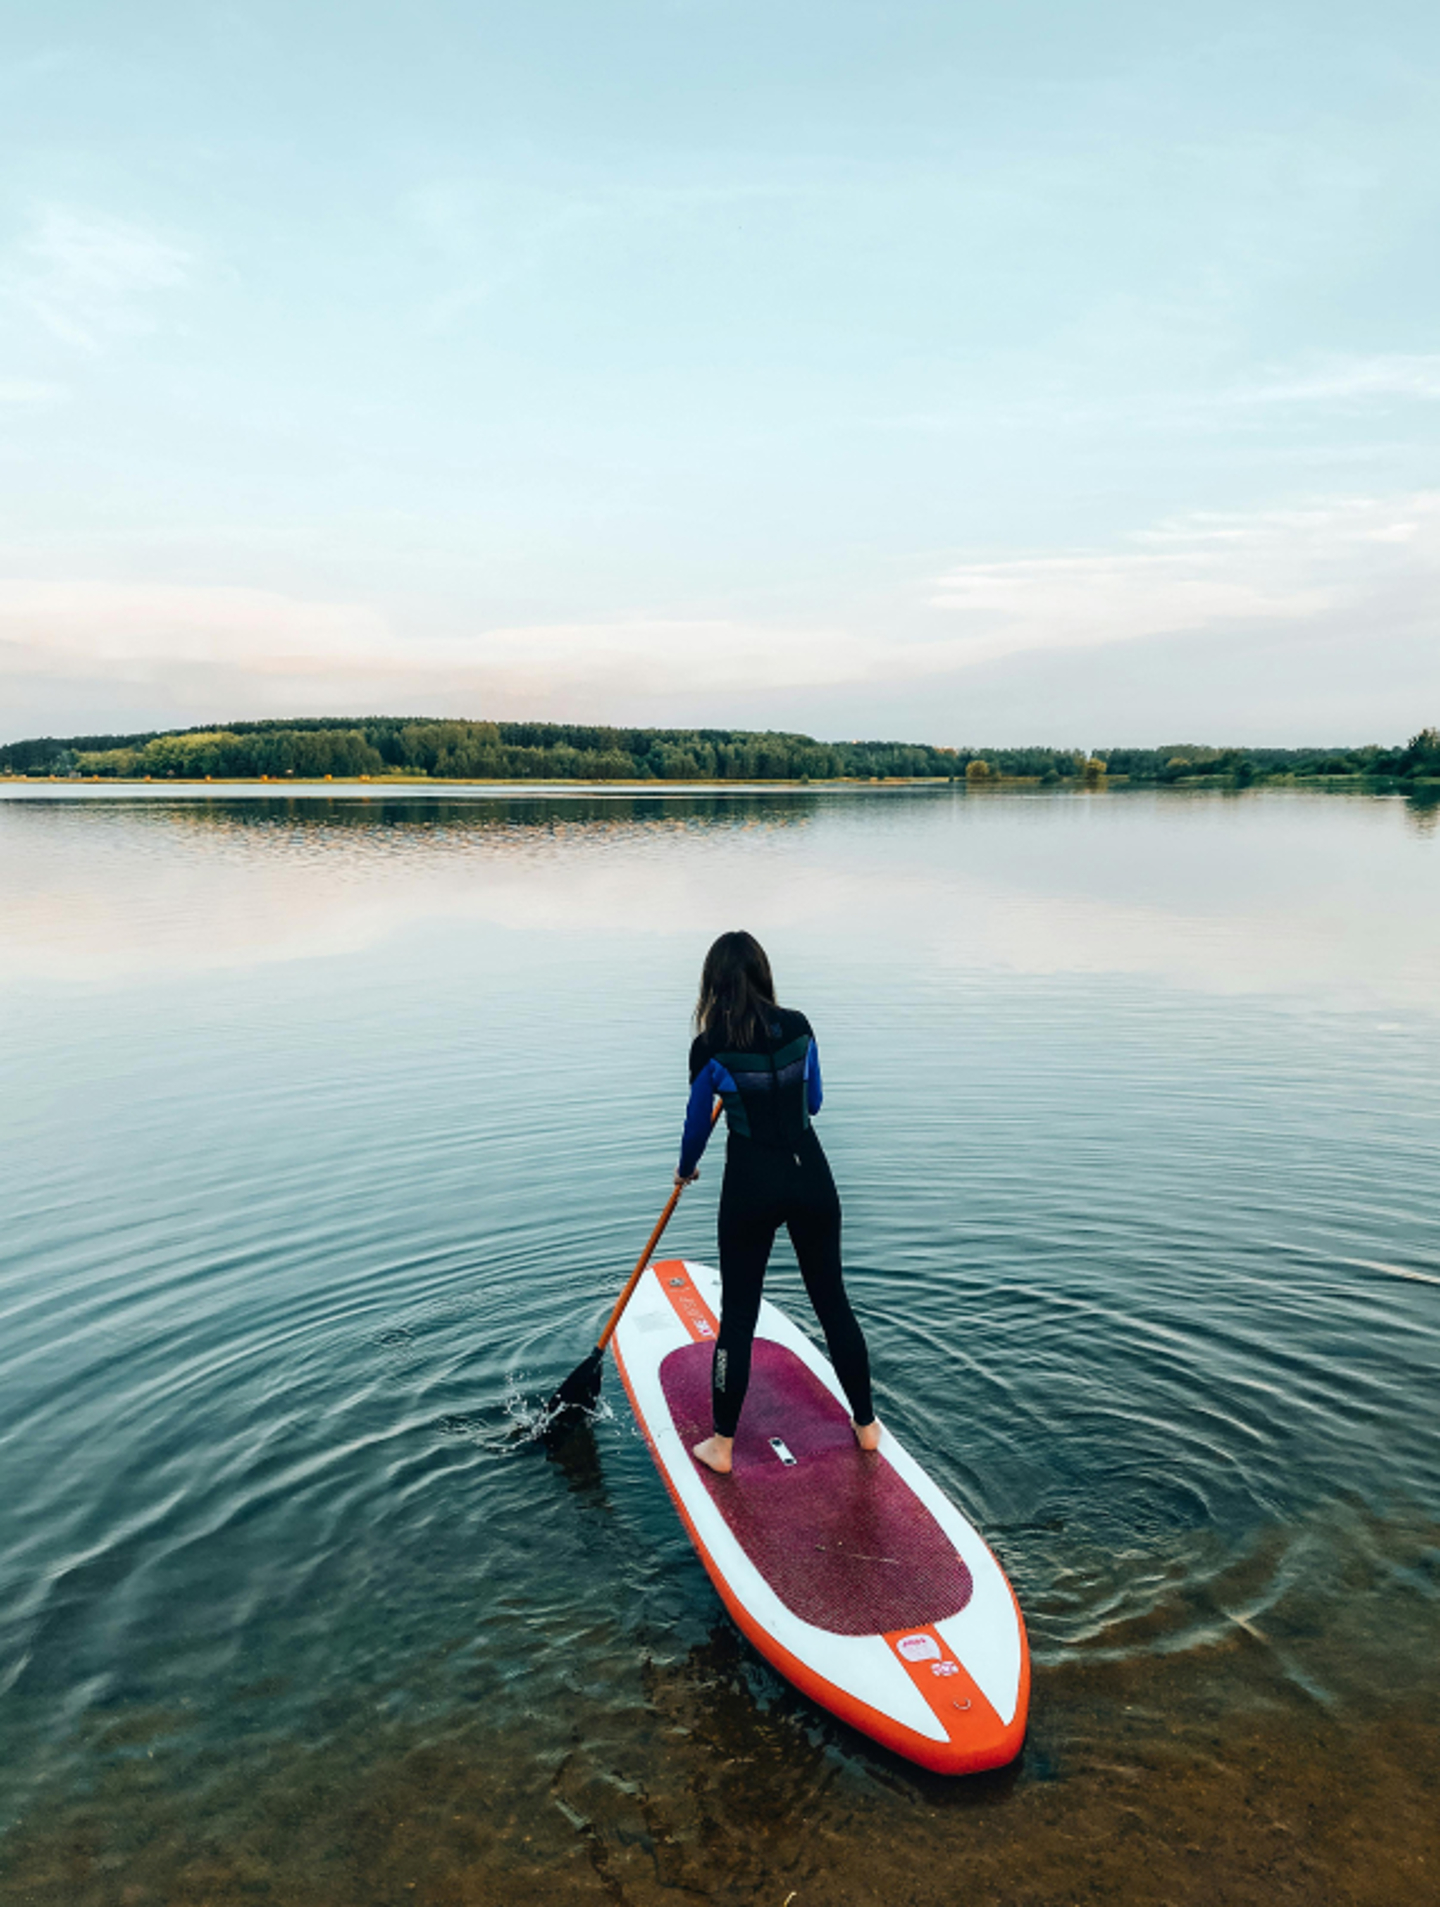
[679,1039,822,1176]
[679,1056,737,1177]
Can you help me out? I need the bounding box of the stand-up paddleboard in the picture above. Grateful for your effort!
[612,1258,1029,1774]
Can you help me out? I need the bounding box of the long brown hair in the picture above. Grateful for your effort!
[695,931,776,1048]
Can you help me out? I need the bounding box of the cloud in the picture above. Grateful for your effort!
[0,580,878,737]
[927,492,1440,668]
[0,578,858,691]
[2,491,1436,738]
[3,206,193,351]
[872,354,1440,440]
[1233,354,1440,405]
[0,581,392,669]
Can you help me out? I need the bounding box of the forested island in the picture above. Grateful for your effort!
[2,717,1438,786]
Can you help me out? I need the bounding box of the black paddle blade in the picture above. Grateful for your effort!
[544,1345,604,1434]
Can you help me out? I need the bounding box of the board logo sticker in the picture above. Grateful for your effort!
[895,1632,940,1664]
[654,1261,720,1344]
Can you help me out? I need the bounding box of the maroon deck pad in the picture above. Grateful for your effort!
[660,1337,972,1636]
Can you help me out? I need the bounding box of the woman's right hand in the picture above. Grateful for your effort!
[675,1167,700,1189]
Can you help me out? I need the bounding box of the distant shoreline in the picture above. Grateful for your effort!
[5,771,1437,792]
[3,716,1437,790]
[2,772,1004,789]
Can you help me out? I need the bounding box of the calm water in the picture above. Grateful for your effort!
[1,782,1438,1906]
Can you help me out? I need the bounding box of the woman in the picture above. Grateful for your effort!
[676,930,881,1474]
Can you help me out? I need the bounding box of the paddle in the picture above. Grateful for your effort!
[545,1099,721,1434]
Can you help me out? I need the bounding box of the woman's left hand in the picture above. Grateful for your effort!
[674,1167,699,1189]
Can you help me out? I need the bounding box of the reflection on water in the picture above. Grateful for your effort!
[1,784,1437,1902]
[1403,783,1440,834]
[6,784,1440,1013]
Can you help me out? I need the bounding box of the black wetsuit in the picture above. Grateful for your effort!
[678,1008,874,1439]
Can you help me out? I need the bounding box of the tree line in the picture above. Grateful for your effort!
[1099,732,1440,784]
[2,717,1437,785]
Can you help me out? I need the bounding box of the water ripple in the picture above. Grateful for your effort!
[1,786,1438,1849]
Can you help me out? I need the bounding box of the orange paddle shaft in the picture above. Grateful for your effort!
[596,1099,722,1352]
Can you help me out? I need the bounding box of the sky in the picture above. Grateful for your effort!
[1,0,1437,747]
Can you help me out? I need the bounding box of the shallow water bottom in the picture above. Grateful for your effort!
[5,1605,1435,1907]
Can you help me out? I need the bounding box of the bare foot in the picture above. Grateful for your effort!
[692,1434,735,1475]
[853,1418,882,1452]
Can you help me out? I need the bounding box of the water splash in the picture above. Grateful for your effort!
[503,1369,616,1442]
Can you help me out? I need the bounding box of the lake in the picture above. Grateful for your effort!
[1,781,1437,1905]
